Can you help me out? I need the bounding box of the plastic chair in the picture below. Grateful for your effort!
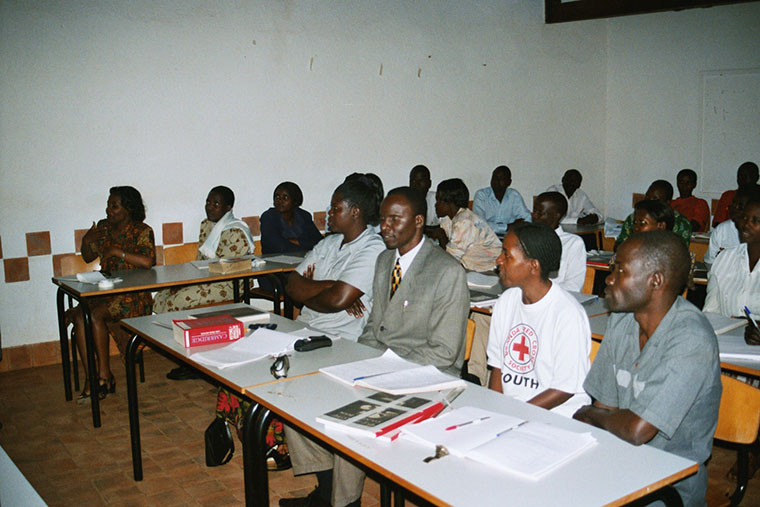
[461,318,479,384]
[707,375,760,506]
[589,339,601,364]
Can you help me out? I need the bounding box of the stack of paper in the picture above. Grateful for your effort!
[401,406,597,480]
[467,272,499,289]
[469,290,500,309]
[266,254,305,265]
[190,328,297,369]
[320,350,466,394]
[703,312,747,335]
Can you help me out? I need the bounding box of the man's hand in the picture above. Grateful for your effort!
[345,299,366,318]
[745,322,760,345]
[578,213,599,226]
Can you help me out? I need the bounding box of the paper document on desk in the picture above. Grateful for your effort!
[718,331,760,361]
[190,328,296,369]
[76,271,107,284]
[467,272,499,288]
[469,290,499,308]
[265,255,304,265]
[320,349,419,387]
[703,312,747,335]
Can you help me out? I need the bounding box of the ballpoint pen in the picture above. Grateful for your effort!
[445,415,491,431]
[744,306,760,331]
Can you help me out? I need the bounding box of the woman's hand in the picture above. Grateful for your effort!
[745,322,760,345]
[102,246,123,261]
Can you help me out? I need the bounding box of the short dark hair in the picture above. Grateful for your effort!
[493,165,511,178]
[634,199,675,230]
[209,185,235,207]
[410,165,430,179]
[334,179,378,225]
[436,178,469,210]
[677,169,697,185]
[739,161,759,182]
[628,230,691,296]
[510,222,562,280]
[110,186,146,222]
[274,181,303,207]
[564,169,582,183]
[386,186,427,219]
[649,179,674,201]
[364,173,385,225]
[538,191,568,218]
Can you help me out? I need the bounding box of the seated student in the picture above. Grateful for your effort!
[409,164,439,228]
[704,189,760,320]
[281,187,469,507]
[154,186,254,315]
[713,161,759,227]
[546,169,603,225]
[432,178,501,272]
[532,191,586,292]
[486,222,591,418]
[325,173,383,233]
[705,188,748,264]
[574,230,721,506]
[671,168,710,232]
[287,178,386,340]
[614,179,692,250]
[260,181,323,254]
[472,165,531,236]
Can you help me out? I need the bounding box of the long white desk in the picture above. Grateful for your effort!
[119,303,384,500]
[0,445,46,507]
[243,372,697,506]
[53,253,301,427]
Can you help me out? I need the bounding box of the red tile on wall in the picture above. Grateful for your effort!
[162,223,183,245]
[75,229,89,252]
[242,216,260,236]
[313,211,326,231]
[4,257,30,283]
[26,231,52,256]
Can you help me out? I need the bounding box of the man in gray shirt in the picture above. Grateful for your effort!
[574,230,721,506]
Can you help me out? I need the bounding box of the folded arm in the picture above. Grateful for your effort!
[572,401,659,446]
[286,271,363,313]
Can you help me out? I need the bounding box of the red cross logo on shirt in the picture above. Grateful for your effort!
[504,324,538,374]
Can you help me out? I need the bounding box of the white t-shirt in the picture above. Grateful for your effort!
[553,226,587,292]
[486,283,591,418]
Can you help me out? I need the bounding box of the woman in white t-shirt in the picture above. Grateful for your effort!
[486,222,591,417]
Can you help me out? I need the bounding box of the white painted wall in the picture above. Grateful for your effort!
[0,0,608,347]
[4,0,757,350]
[604,2,760,220]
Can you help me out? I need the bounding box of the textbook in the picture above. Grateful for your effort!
[172,315,245,348]
[400,406,597,481]
[320,350,467,394]
[208,256,254,274]
[189,306,270,324]
[316,392,446,439]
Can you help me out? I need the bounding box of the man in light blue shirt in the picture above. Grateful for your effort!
[473,165,531,236]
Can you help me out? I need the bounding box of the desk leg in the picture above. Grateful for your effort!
[56,288,73,401]
[243,402,270,506]
[233,279,241,303]
[243,276,251,304]
[126,333,144,481]
[393,486,404,507]
[380,484,391,507]
[81,300,101,428]
[268,274,283,316]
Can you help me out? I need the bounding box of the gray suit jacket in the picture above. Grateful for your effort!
[358,238,470,376]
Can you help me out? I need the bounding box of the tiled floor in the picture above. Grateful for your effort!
[0,351,758,507]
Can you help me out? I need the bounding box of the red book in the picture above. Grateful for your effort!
[172,315,245,348]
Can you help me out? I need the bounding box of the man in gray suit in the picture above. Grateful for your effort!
[280,187,470,507]
[358,186,470,375]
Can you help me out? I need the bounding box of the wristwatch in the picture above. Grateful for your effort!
[121,251,126,260]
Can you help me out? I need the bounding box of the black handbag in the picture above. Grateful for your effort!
[204,417,234,466]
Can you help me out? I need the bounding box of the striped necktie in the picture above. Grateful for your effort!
[390,259,402,298]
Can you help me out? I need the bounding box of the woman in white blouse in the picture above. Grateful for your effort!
[704,190,760,345]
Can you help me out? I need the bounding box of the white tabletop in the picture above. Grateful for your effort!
[52,252,302,298]
[244,373,696,507]
[121,303,384,390]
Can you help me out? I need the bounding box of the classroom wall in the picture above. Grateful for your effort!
[0,0,608,348]
[603,2,760,220]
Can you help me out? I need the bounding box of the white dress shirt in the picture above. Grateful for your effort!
[703,243,760,317]
[553,226,587,292]
[705,220,739,265]
[546,184,603,225]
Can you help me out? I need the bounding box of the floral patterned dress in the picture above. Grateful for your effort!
[153,219,252,313]
[88,220,156,320]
